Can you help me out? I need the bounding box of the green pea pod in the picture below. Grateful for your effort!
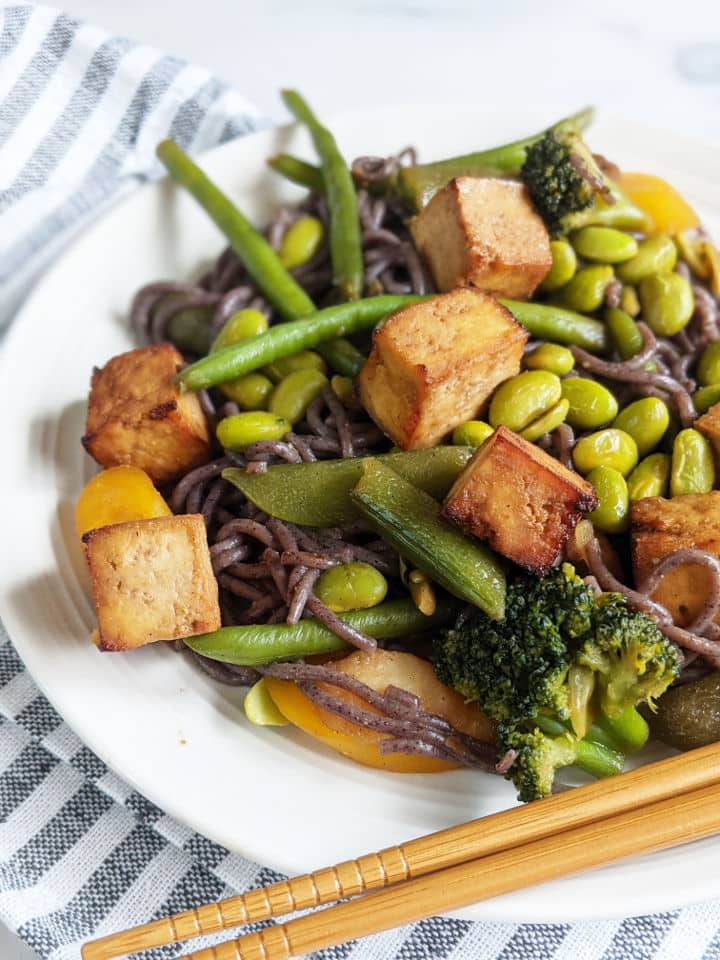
[185,598,456,666]
[670,429,715,496]
[223,446,475,527]
[500,300,608,352]
[351,459,506,620]
[267,153,325,192]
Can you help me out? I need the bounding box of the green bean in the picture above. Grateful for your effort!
[697,342,720,386]
[489,370,562,432]
[351,459,506,619]
[670,429,715,496]
[282,90,364,300]
[613,397,670,458]
[638,273,694,337]
[263,350,326,383]
[178,295,423,392]
[627,453,671,501]
[560,378,618,430]
[269,369,328,424]
[570,227,638,264]
[572,429,638,477]
[217,412,292,450]
[212,308,268,352]
[520,399,569,442]
[539,239,577,292]
[220,372,274,410]
[524,343,575,375]
[156,139,315,321]
[316,337,367,376]
[500,300,608,352]
[452,421,494,447]
[278,216,325,270]
[605,307,643,360]
[314,562,388,613]
[586,466,629,534]
[556,265,614,313]
[615,235,677,284]
[184,597,456,666]
[693,384,720,415]
[267,153,325,192]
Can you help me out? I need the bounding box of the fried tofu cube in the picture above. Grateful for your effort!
[696,403,720,468]
[83,514,221,651]
[443,425,598,573]
[410,177,552,299]
[356,289,527,450]
[631,493,720,626]
[82,343,211,486]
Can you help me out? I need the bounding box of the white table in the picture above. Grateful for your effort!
[3,0,719,956]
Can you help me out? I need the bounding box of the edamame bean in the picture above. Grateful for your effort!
[217,412,292,450]
[278,216,325,270]
[605,307,643,360]
[166,307,212,355]
[670,429,715,496]
[586,466,629,534]
[211,308,268,351]
[627,453,671,501]
[698,342,720,386]
[570,227,638,264]
[263,349,327,383]
[220,372,274,410]
[488,371,562,432]
[452,420,494,446]
[619,285,640,317]
[520,399,569,442]
[694,383,720,415]
[269,369,328,424]
[572,429,638,476]
[560,378,618,430]
[539,239,577,292]
[638,273,694,337]
[557,265,614,313]
[314,562,388,613]
[330,375,358,408]
[525,343,575,375]
[616,235,677,283]
[613,397,670,458]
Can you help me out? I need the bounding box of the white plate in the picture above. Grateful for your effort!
[2,102,720,924]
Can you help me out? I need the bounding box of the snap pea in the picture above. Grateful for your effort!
[560,378,618,430]
[613,397,670,458]
[627,453,671,501]
[223,446,475,526]
[572,429,638,477]
[282,90,363,301]
[570,227,638,264]
[166,307,212,355]
[500,300,608,352]
[619,285,641,317]
[269,369,328,424]
[697,342,720,386]
[557,265,614,313]
[217,412,291,450]
[157,139,315,321]
[539,239,577,292]
[452,420,494,447]
[211,308,268,352]
[267,153,325,193]
[314,562,388,613]
[693,383,720,415]
[263,350,326,383]
[638,273,694,337]
[605,307,643,360]
[184,597,456,666]
[351,459,506,619]
[179,295,424,391]
[586,466,629,534]
[615,235,677,283]
[489,370,562,432]
[670,429,715,496]
[219,372,274,410]
[278,216,325,270]
[524,343,575,375]
[520,399,569,442]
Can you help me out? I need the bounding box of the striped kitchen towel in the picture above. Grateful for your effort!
[2,5,720,960]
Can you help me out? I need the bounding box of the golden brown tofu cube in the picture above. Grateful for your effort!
[356,289,527,450]
[696,403,720,468]
[631,493,720,626]
[443,425,598,573]
[410,177,552,299]
[83,514,221,651]
[82,343,211,486]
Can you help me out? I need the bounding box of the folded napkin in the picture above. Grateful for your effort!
[1,5,720,959]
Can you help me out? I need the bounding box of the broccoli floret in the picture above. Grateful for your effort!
[521,125,648,236]
[433,564,680,802]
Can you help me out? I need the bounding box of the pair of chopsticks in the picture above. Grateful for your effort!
[83,742,720,960]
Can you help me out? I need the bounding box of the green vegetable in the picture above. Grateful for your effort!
[670,429,715,496]
[351,459,506,620]
[433,564,680,801]
[693,383,720,415]
[521,126,648,236]
[267,153,325,192]
[314,562,388,613]
[278,215,325,270]
[244,678,289,726]
[223,446,475,527]
[220,372,274,410]
[556,264,614,313]
[179,295,423,392]
[489,370,562,432]
[282,90,363,300]
[524,343,575,375]
[615,235,677,283]
[613,397,670,458]
[520,399,569,442]
[263,350,326,383]
[166,307,212,354]
[698,341,720,386]
[217,412,291,450]
[648,672,720,750]
[212,309,268,352]
[560,378,618,430]
[187,597,456,666]
[269,369,328,424]
[627,453,671,501]
[570,226,638,264]
[638,273,694,337]
[500,299,608,352]
[619,285,641,317]
[451,421,494,447]
[316,338,367,377]
[539,239,577,292]
[605,306,643,359]
[156,139,315,321]
[586,465,629,534]
[573,428,639,477]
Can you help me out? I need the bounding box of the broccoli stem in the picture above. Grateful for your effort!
[535,715,625,780]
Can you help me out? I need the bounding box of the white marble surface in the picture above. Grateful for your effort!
[3,1,720,957]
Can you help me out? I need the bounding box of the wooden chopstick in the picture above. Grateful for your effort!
[182,779,720,960]
[82,742,720,960]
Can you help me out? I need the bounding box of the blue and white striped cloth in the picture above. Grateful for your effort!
[2,5,720,958]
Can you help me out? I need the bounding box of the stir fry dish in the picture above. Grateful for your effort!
[75,92,720,802]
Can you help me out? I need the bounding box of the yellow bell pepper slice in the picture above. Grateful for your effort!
[617,172,700,236]
[75,465,171,537]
